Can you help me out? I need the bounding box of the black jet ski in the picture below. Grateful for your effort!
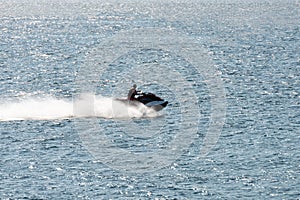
[116,92,168,111]
[135,92,168,111]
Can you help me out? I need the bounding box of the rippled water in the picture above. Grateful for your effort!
[1,1,299,199]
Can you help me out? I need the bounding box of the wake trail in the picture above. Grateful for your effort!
[0,94,159,122]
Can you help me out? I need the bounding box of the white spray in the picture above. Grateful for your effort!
[0,94,159,121]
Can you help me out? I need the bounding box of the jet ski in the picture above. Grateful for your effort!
[135,92,168,111]
[116,92,168,111]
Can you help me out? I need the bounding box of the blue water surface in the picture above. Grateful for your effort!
[0,1,299,199]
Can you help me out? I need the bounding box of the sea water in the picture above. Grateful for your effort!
[0,0,299,199]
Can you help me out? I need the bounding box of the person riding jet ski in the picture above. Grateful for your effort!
[127,84,140,100]
[125,84,168,111]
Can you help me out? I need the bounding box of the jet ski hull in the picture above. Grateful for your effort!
[144,100,168,111]
[115,92,168,111]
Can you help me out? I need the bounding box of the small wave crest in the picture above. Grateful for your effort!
[0,93,159,121]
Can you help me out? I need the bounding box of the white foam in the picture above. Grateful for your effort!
[0,94,159,121]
